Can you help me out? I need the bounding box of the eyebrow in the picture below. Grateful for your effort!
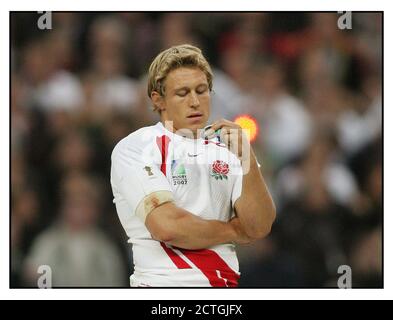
[174,86,189,92]
[174,83,208,91]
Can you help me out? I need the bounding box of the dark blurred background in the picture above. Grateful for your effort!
[10,12,382,288]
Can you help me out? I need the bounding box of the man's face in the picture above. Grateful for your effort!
[159,67,210,135]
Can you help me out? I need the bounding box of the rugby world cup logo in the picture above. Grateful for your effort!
[171,160,188,185]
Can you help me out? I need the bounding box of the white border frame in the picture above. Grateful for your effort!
[2,0,390,300]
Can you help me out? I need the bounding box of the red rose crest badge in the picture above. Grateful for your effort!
[211,160,229,180]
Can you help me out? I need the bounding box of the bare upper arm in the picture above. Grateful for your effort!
[134,190,174,223]
[145,201,187,242]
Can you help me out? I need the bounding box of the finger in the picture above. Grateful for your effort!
[222,132,230,148]
[222,130,241,156]
[229,132,240,155]
[203,124,220,139]
[205,123,231,140]
[210,119,237,132]
[210,120,225,132]
[220,127,230,144]
[203,128,216,139]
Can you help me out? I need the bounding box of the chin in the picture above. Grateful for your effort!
[189,122,206,132]
[187,117,207,126]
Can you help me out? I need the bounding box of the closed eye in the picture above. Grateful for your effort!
[175,84,208,97]
[196,84,208,95]
[176,89,188,97]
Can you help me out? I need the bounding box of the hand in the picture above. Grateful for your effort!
[229,217,255,245]
[205,119,251,162]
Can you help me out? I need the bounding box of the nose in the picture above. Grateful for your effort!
[189,91,200,108]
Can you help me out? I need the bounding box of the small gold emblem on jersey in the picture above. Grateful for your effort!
[144,166,154,176]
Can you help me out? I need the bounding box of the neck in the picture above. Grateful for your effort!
[160,119,199,139]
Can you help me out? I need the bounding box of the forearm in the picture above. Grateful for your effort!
[166,214,237,250]
[235,149,276,238]
[196,118,276,239]
[146,203,237,250]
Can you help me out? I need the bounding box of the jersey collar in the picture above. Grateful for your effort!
[156,122,204,143]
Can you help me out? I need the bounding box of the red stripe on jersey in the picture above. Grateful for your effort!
[156,135,192,269]
[160,243,192,269]
[156,135,171,176]
[178,248,240,287]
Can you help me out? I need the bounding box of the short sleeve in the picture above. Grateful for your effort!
[111,139,173,222]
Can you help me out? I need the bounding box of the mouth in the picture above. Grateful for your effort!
[187,113,203,120]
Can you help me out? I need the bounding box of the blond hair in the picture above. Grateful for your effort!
[147,44,213,112]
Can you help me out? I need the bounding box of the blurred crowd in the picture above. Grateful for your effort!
[11,12,382,287]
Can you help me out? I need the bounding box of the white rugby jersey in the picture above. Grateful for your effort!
[110,122,243,287]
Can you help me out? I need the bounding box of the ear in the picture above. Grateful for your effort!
[151,91,166,112]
